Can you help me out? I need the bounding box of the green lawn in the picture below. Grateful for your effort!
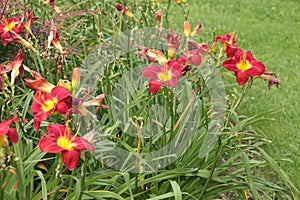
[170,0,300,184]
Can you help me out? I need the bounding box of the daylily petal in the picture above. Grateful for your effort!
[47,124,70,140]
[0,118,19,136]
[24,70,55,93]
[222,59,238,71]
[39,136,64,153]
[6,128,18,144]
[246,60,265,76]
[72,137,95,151]
[149,80,162,94]
[61,150,81,170]
[142,66,164,79]
[51,86,72,101]
[33,112,50,130]
[189,53,202,66]
[165,78,178,88]
[235,71,249,86]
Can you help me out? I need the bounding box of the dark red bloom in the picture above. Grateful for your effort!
[142,58,187,94]
[0,118,19,145]
[39,124,94,170]
[222,49,266,85]
[0,16,23,46]
[31,86,72,130]
[215,32,240,58]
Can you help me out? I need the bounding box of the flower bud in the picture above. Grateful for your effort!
[58,80,72,93]
[183,21,191,38]
[72,68,81,93]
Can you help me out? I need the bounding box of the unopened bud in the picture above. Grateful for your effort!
[183,21,191,38]
[72,68,81,93]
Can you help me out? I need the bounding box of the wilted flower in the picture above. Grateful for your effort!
[3,30,36,52]
[0,118,19,147]
[222,49,265,85]
[115,4,135,18]
[191,22,202,37]
[24,70,55,93]
[138,48,168,64]
[182,40,209,66]
[39,123,94,170]
[31,86,72,130]
[45,20,63,54]
[164,30,183,59]
[259,71,280,89]
[23,10,38,36]
[44,0,61,13]
[72,94,107,117]
[0,16,23,46]
[5,50,24,85]
[154,11,162,22]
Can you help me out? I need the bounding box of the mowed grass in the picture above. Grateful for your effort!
[169,0,300,185]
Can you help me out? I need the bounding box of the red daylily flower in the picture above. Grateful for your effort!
[115,4,135,18]
[142,60,186,94]
[31,86,72,130]
[0,16,23,46]
[39,124,94,170]
[222,50,266,85]
[0,118,19,146]
[24,70,55,93]
[215,32,239,58]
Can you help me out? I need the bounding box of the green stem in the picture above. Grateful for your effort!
[78,157,88,199]
[198,136,222,199]
[65,169,76,199]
